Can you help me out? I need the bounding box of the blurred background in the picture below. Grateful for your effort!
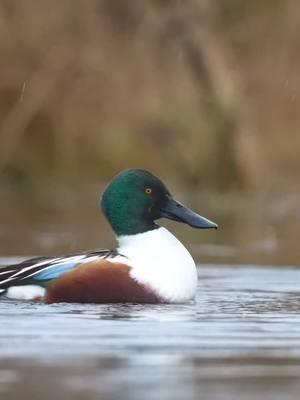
[0,0,300,265]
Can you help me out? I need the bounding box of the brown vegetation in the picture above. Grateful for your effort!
[0,0,299,192]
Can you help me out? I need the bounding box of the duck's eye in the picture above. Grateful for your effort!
[145,187,152,195]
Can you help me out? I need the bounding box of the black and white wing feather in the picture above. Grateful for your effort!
[0,249,120,290]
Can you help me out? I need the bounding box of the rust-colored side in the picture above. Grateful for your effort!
[45,260,161,304]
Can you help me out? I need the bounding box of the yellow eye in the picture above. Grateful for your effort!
[145,187,152,194]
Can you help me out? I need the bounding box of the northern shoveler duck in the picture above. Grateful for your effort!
[0,169,217,304]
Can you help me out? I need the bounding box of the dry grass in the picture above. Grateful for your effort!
[0,0,299,192]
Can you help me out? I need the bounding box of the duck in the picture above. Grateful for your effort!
[0,169,217,304]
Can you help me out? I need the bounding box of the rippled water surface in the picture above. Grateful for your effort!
[2,263,300,400]
[1,190,300,399]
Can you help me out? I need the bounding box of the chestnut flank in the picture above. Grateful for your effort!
[45,261,161,304]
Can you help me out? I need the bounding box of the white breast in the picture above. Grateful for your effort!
[117,227,198,303]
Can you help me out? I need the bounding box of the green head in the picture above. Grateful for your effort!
[101,169,218,236]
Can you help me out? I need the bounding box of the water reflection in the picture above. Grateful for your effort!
[1,187,300,400]
[1,190,300,266]
[1,266,300,399]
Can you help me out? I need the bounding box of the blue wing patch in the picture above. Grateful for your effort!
[34,261,79,281]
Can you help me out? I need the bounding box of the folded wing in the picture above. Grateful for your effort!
[0,250,117,290]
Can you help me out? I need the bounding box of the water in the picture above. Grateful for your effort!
[1,189,300,399]
[1,187,300,266]
[1,264,300,400]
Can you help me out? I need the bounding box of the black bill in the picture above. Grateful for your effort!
[160,195,218,229]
